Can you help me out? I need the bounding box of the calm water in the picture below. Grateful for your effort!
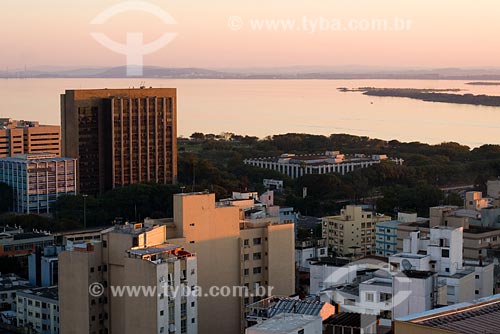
[1,78,500,148]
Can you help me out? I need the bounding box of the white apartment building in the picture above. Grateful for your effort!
[16,287,59,334]
[401,226,494,303]
[295,239,328,272]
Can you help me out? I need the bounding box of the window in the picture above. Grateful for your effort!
[244,269,249,276]
[253,252,261,260]
[365,293,374,302]
[244,254,249,261]
[253,238,262,245]
[445,267,450,273]
[244,239,249,246]
[298,330,305,334]
[253,267,262,274]
[475,290,480,295]
[475,275,480,279]
[442,249,449,258]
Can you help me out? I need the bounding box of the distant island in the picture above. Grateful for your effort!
[466,82,500,86]
[341,87,500,107]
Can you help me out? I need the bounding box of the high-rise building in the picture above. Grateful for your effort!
[0,153,77,214]
[58,222,197,334]
[167,192,295,334]
[0,118,60,158]
[60,88,177,195]
[322,205,391,258]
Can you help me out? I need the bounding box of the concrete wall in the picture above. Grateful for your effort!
[59,243,103,334]
[172,193,241,334]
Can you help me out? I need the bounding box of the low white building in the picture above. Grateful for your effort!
[16,286,59,334]
[295,239,328,272]
[244,151,403,179]
[0,274,33,311]
[263,179,284,192]
[246,313,322,334]
[309,258,353,295]
[392,270,446,319]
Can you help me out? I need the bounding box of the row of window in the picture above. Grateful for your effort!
[243,267,263,276]
[243,252,262,261]
[243,238,263,246]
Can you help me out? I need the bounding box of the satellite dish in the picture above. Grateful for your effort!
[402,259,412,271]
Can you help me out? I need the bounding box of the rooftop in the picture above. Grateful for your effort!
[0,153,74,163]
[245,152,391,166]
[0,274,32,292]
[377,220,405,228]
[18,286,58,301]
[128,244,180,256]
[247,313,321,332]
[398,294,500,334]
[401,270,435,279]
[246,296,328,319]
[324,312,377,328]
[361,278,392,288]
[310,257,350,267]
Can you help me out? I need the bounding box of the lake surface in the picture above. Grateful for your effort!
[1,78,500,148]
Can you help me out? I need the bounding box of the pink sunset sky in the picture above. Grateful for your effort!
[1,0,499,69]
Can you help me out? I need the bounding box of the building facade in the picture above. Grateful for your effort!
[28,245,65,287]
[60,88,177,195]
[244,152,403,179]
[16,287,59,334]
[375,213,423,257]
[168,192,295,334]
[395,206,500,261]
[58,222,197,334]
[323,206,391,258]
[0,227,54,257]
[0,153,77,214]
[0,118,60,158]
[0,274,33,311]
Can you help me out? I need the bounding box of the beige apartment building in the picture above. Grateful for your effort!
[0,118,60,157]
[166,192,295,334]
[59,222,197,334]
[322,205,391,258]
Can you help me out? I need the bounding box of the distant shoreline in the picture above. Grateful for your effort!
[466,82,500,86]
[3,66,500,80]
[341,87,500,107]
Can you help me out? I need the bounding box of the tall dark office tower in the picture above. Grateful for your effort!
[61,88,177,195]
